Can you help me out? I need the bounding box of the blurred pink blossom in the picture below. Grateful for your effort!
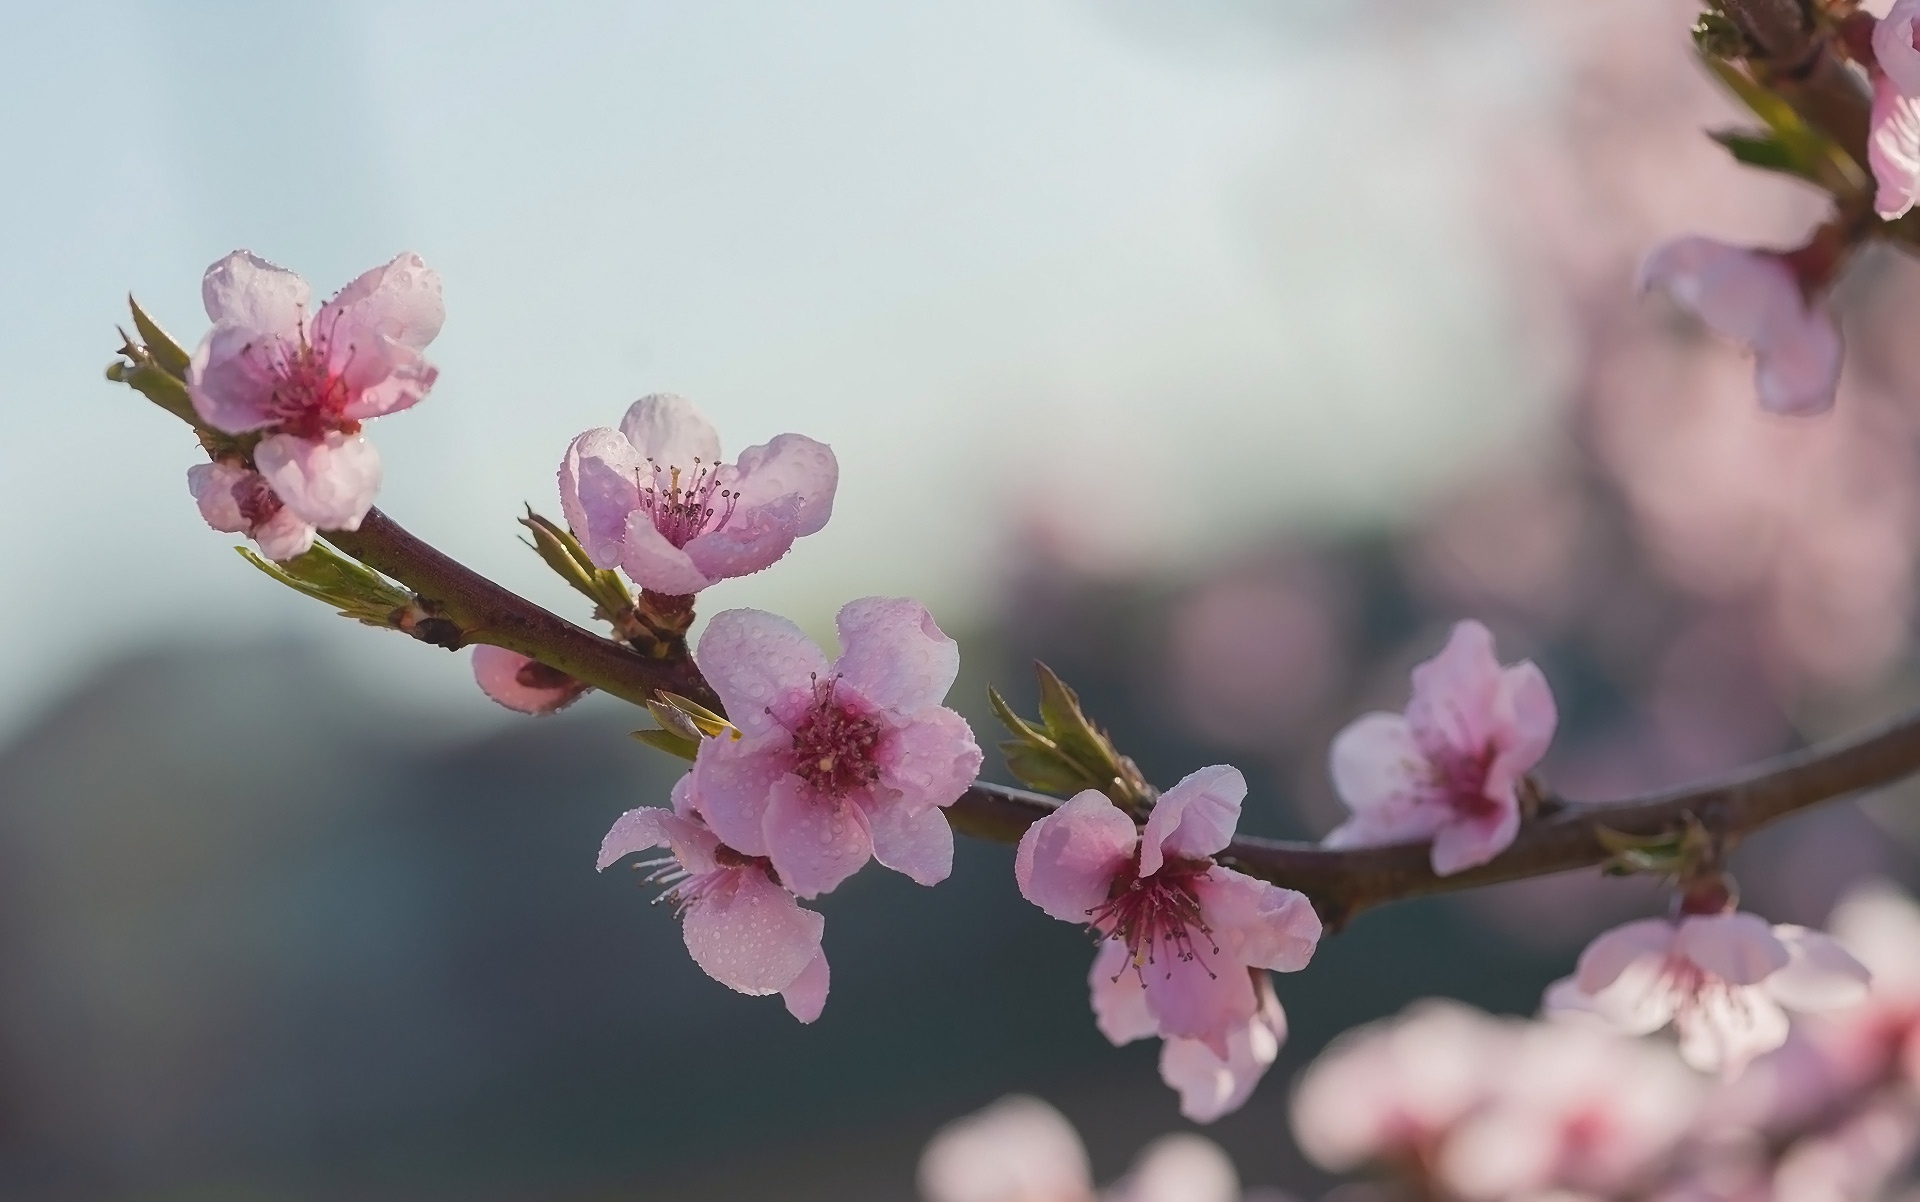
[1154,973,1287,1126]
[1324,620,1556,875]
[597,776,828,1022]
[558,393,837,595]
[470,646,590,715]
[186,461,315,561]
[1875,0,1920,98]
[187,250,443,530]
[1547,911,1871,1075]
[1871,73,1920,219]
[1017,765,1319,1061]
[692,598,982,899]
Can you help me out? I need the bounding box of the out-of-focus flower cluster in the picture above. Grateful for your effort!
[1291,882,1920,1202]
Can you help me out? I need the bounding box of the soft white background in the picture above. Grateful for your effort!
[0,0,1558,738]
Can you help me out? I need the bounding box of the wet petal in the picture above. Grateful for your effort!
[781,948,830,1023]
[188,325,287,433]
[875,707,983,811]
[728,432,838,537]
[596,803,719,875]
[200,249,310,334]
[1139,764,1244,874]
[1014,789,1137,924]
[622,511,718,595]
[559,427,644,569]
[319,251,444,351]
[761,776,872,899]
[689,736,791,857]
[617,393,722,467]
[863,798,954,886]
[833,597,962,717]
[472,645,589,715]
[187,462,249,532]
[682,866,824,995]
[695,608,829,739]
[253,431,382,530]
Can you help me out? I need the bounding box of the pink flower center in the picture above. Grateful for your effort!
[242,311,364,442]
[788,676,883,796]
[639,844,775,915]
[1426,743,1500,818]
[636,458,738,547]
[231,472,285,531]
[1089,852,1219,980]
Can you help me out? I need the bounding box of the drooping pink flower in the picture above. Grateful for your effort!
[1017,765,1320,1068]
[1871,72,1920,219]
[187,250,443,530]
[691,598,982,899]
[1874,0,1920,98]
[186,461,315,561]
[1639,236,1844,416]
[1324,620,1556,875]
[597,776,828,1022]
[1546,910,1871,1075]
[558,394,837,596]
[471,645,591,715]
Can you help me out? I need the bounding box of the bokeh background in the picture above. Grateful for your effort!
[3,0,1918,1197]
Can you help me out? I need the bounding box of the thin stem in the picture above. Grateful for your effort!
[330,506,1920,930]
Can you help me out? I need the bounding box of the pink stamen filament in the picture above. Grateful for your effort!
[1087,854,1219,982]
[636,456,739,547]
[788,675,883,796]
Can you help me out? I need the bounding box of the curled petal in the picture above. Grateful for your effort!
[336,338,438,422]
[1329,712,1429,816]
[1157,980,1285,1124]
[728,432,838,538]
[187,462,250,532]
[1873,73,1920,220]
[1139,764,1245,874]
[472,645,588,716]
[1491,661,1557,785]
[1674,912,1791,986]
[1014,789,1138,924]
[876,707,983,812]
[695,608,830,740]
[253,431,382,530]
[560,428,645,569]
[761,777,873,899]
[781,949,831,1023]
[1142,952,1258,1055]
[1089,939,1159,1045]
[319,250,444,351]
[596,803,720,875]
[833,597,962,718]
[690,737,793,858]
[863,798,955,887]
[188,325,288,433]
[679,502,803,587]
[200,249,310,334]
[618,393,722,468]
[1765,926,1872,1012]
[623,512,720,595]
[1195,867,1321,973]
[1406,620,1504,760]
[1575,918,1677,995]
[1429,802,1519,876]
[682,866,825,995]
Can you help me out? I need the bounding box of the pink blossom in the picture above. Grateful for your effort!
[1156,975,1288,1125]
[1808,882,1920,1087]
[917,1095,1094,1202]
[1017,764,1320,1068]
[1874,0,1920,99]
[1546,911,1871,1075]
[1639,237,1843,416]
[471,646,590,715]
[597,776,828,1022]
[1107,1134,1242,1202]
[186,461,315,561]
[558,394,837,595]
[1324,620,1556,875]
[1871,73,1920,219]
[187,250,443,530]
[691,598,982,899]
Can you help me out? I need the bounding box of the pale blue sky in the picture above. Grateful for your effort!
[0,1,1554,737]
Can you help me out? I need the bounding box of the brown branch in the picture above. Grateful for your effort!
[329,507,1920,931]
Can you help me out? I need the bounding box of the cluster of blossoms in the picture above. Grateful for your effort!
[1292,883,1919,1201]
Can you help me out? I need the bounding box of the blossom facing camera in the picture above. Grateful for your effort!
[1639,236,1843,417]
[187,250,444,530]
[471,646,591,715]
[1324,620,1555,875]
[187,461,316,561]
[1546,910,1871,1076]
[558,393,837,595]
[598,776,829,1022]
[691,598,983,900]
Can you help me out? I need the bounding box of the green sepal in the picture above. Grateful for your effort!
[630,727,701,760]
[1709,129,1822,184]
[653,690,738,740]
[1593,825,1689,878]
[519,508,633,617]
[127,296,191,380]
[238,542,416,628]
[988,664,1154,811]
[107,339,200,429]
[1699,55,1865,190]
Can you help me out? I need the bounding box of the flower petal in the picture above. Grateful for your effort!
[319,251,444,351]
[253,431,382,530]
[200,249,310,333]
[1014,789,1137,924]
[682,866,824,995]
[689,736,791,857]
[1195,867,1321,973]
[1139,764,1245,874]
[1089,939,1159,1045]
[622,510,718,595]
[1575,918,1677,994]
[187,462,249,532]
[188,325,288,433]
[617,393,722,467]
[1429,801,1518,876]
[596,803,720,875]
[781,948,831,1023]
[761,777,873,899]
[1492,660,1557,783]
[679,501,801,587]
[695,608,830,740]
[1675,912,1791,986]
[472,646,587,715]
[1675,985,1788,1076]
[862,797,954,886]
[875,706,983,811]
[559,427,645,569]
[1406,620,1505,761]
[1157,980,1284,1124]
[1329,712,1430,815]
[1142,954,1259,1054]
[1117,1133,1242,1201]
[1765,926,1872,1013]
[1872,73,1920,221]
[728,432,838,538]
[1875,0,1920,99]
[251,508,318,561]
[917,1095,1093,1202]
[832,597,962,717]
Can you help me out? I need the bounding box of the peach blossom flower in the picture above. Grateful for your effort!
[186,461,315,561]
[470,646,590,715]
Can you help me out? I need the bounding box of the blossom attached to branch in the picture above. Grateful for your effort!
[1546,910,1870,1075]
[558,393,837,596]
[598,776,829,1022]
[186,461,315,561]
[471,645,591,714]
[1324,620,1555,876]
[187,250,444,530]
[692,598,983,899]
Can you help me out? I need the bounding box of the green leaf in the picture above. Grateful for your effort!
[127,296,191,380]
[631,727,701,760]
[1000,741,1101,796]
[107,349,199,428]
[520,508,633,617]
[1699,55,1865,189]
[1033,663,1116,774]
[988,663,1154,810]
[238,542,415,627]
